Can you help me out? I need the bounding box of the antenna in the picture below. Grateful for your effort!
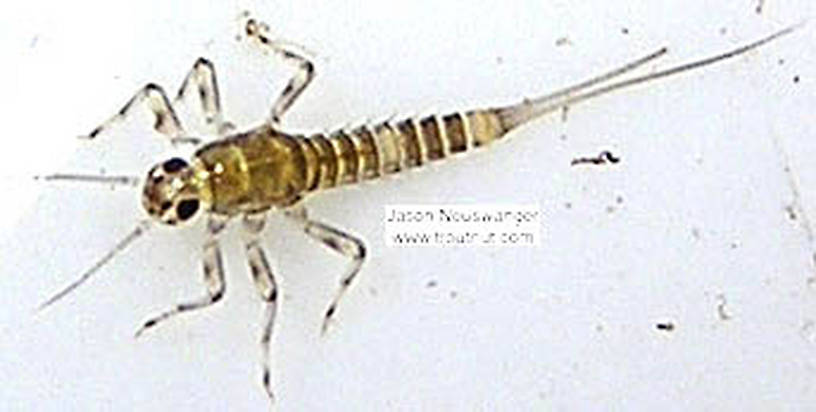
[35,173,141,188]
[37,220,152,311]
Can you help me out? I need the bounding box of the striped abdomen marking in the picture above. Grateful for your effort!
[302,109,508,192]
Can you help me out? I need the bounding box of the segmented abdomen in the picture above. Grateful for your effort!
[295,109,509,192]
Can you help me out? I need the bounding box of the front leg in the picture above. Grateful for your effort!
[134,218,227,337]
[85,83,184,141]
[285,207,366,336]
[175,57,235,136]
[242,16,316,125]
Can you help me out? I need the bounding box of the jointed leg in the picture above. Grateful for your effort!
[85,83,185,141]
[242,213,279,402]
[134,217,227,337]
[174,58,235,136]
[243,17,316,125]
[285,207,366,335]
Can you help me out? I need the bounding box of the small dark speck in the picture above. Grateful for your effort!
[426,280,438,288]
[729,241,739,249]
[496,56,504,64]
[716,294,732,321]
[719,27,727,35]
[449,290,458,299]
[785,205,798,221]
[595,324,604,332]
[778,58,785,65]
[807,262,816,288]
[564,202,573,210]
[606,205,616,214]
[368,287,378,297]
[656,322,675,332]
[615,195,624,204]
[793,75,800,84]
[571,150,620,166]
[555,37,571,47]
[801,320,816,343]
[691,227,701,240]
[621,27,629,35]
[559,134,568,141]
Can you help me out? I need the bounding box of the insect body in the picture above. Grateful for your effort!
[180,108,507,215]
[39,14,799,407]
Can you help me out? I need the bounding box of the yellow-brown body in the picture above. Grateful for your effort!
[192,110,508,215]
[194,127,309,214]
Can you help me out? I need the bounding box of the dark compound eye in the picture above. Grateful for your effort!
[162,157,188,173]
[176,199,200,220]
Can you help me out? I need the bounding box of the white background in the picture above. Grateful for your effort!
[2,0,816,410]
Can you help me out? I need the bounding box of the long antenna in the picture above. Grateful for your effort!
[37,220,152,311]
[34,173,141,188]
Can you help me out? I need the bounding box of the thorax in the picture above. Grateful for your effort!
[194,126,309,215]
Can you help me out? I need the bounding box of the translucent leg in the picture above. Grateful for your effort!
[242,16,316,125]
[242,213,279,403]
[174,57,235,136]
[134,217,227,337]
[85,83,185,142]
[285,207,366,335]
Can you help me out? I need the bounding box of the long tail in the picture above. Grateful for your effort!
[292,24,799,191]
[497,24,799,130]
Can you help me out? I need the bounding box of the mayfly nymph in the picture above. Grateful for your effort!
[38,14,799,405]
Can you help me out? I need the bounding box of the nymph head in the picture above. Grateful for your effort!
[142,157,203,225]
